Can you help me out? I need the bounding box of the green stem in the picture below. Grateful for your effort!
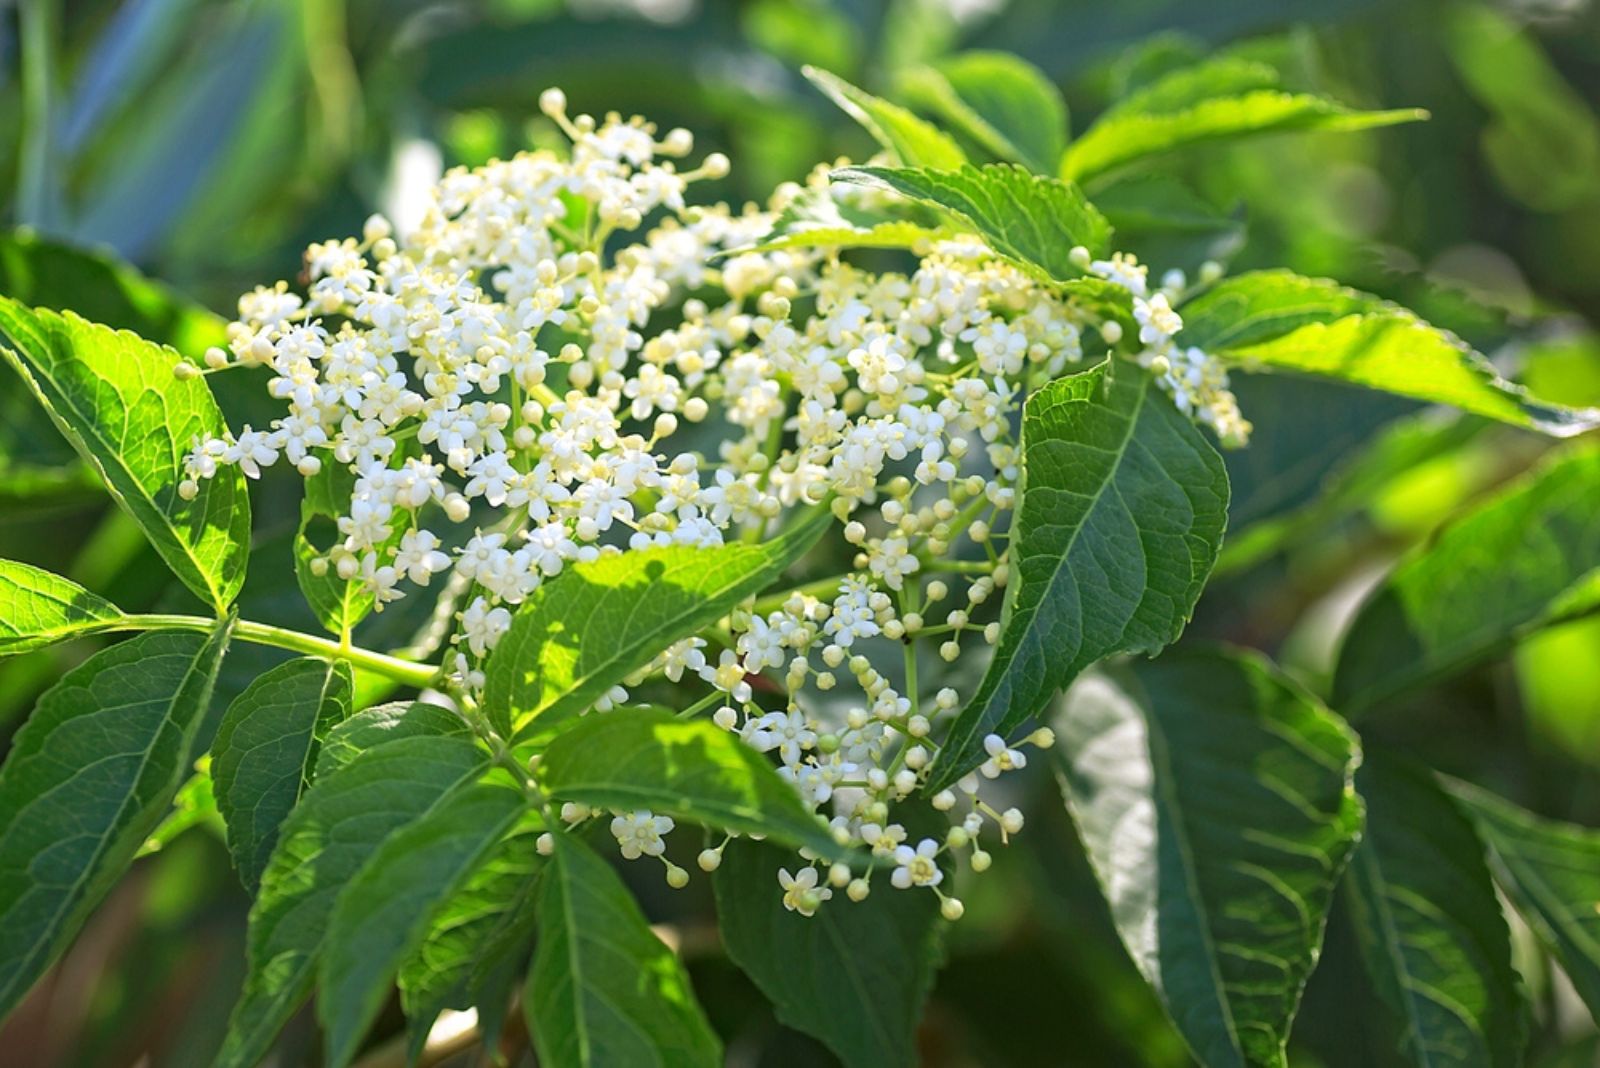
[117,614,439,689]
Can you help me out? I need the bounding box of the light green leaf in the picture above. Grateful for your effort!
[1062,79,1425,183]
[0,622,232,1020]
[527,830,721,1068]
[0,299,251,611]
[713,809,947,1068]
[398,814,544,1061]
[1052,649,1364,1068]
[0,558,123,656]
[1180,270,1600,437]
[1448,780,1600,1022]
[747,184,950,254]
[832,163,1113,279]
[802,66,966,170]
[485,504,831,740]
[216,734,487,1068]
[319,780,526,1068]
[1347,754,1526,1068]
[539,709,838,857]
[927,361,1228,792]
[211,656,354,889]
[1332,445,1600,713]
[1108,57,1282,114]
[899,51,1068,174]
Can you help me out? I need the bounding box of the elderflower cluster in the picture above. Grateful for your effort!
[178,90,1246,918]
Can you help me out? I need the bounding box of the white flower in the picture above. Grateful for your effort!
[890,838,944,890]
[394,529,450,585]
[979,732,1026,779]
[778,866,831,916]
[611,810,674,860]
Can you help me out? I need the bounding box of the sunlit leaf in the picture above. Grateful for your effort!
[0,559,123,656]
[1181,271,1600,437]
[832,163,1112,280]
[0,299,251,611]
[540,710,839,857]
[485,505,831,740]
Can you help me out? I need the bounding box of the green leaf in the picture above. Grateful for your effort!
[927,361,1228,791]
[0,230,226,504]
[1093,174,1244,271]
[319,780,526,1068]
[211,656,354,889]
[832,163,1113,279]
[1448,780,1600,1021]
[748,184,950,254]
[899,51,1068,174]
[0,558,123,656]
[527,830,721,1068]
[485,504,831,740]
[1180,271,1600,437]
[0,622,232,1020]
[1332,444,1600,713]
[1052,649,1364,1068]
[713,821,946,1068]
[0,299,251,611]
[216,734,487,1068]
[539,709,839,857]
[1347,754,1526,1068]
[802,66,966,170]
[398,814,544,1060]
[1061,71,1425,183]
[314,700,471,777]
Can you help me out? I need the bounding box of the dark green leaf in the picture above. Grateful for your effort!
[0,622,232,1019]
[540,709,839,857]
[0,558,123,655]
[398,813,544,1060]
[485,504,831,740]
[802,66,966,170]
[1333,445,1600,713]
[1181,271,1600,437]
[899,51,1068,174]
[0,299,251,611]
[1052,649,1364,1068]
[832,163,1112,279]
[216,735,487,1068]
[211,656,354,889]
[714,822,946,1068]
[1448,780,1600,1022]
[527,830,721,1068]
[314,700,471,777]
[319,780,526,1068]
[1348,754,1526,1068]
[928,361,1228,791]
[1093,174,1244,272]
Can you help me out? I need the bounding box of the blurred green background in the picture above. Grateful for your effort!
[3,0,1600,1064]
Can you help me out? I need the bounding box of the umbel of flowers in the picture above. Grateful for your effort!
[176,89,1248,920]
